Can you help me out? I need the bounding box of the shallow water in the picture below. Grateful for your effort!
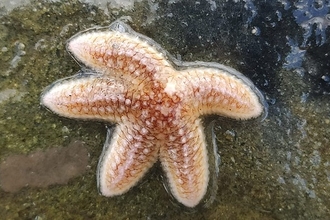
[0,0,329,219]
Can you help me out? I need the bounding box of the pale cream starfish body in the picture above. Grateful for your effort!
[41,21,267,208]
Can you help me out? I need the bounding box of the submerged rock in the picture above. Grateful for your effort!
[0,140,89,193]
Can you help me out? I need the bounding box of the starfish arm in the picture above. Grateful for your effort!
[159,118,209,208]
[98,123,158,196]
[67,25,172,79]
[41,74,131,122]
[172,67,266,120]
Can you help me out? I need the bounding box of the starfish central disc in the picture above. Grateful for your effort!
[41,20,267,208]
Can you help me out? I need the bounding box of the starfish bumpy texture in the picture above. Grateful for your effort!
[41,21,267,208]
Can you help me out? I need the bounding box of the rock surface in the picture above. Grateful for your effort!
[0,141,89,192]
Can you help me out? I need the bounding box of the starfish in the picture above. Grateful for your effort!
[41,21,267,208]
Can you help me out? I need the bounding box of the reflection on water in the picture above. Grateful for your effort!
[294,0,330,46]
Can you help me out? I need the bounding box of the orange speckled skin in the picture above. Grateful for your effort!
[41,21,267,208]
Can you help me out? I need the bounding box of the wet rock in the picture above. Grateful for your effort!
[0,140,89,193]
